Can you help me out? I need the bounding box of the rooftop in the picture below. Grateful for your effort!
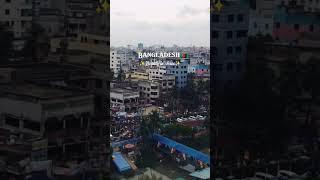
[111,88,139,94]
[0,83,92,100]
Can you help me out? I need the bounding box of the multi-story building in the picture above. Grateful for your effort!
[110,50,121,75]
[188,64,210,77]
[165,59,189,88]
[138,43,143,50]
[110,88,140,112]
[249,0,274,36]
[273,5,320,42]
[138,80,160,104]
[65,0,99,35]
[51,32,109,63]
[276,0,320,12]
[110,49,135,76]
[37,8,64,37]
[0,83,94,150]
[0,0,33,38]
[146,58,188,88]
[211,0,249,92]
[147,65,168,80]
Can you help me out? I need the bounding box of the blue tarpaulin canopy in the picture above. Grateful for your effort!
[153,134,210,165]
[111,137,141,148]
[112,152,131,173]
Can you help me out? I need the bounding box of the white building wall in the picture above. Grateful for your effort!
[110,50,121,75]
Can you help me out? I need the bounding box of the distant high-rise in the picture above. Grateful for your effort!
[138,43,143,50]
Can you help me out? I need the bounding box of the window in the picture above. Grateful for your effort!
[212,47,218,56]
[235,46,242,54]
[265,23,269,29]
[236,30,247,38]
[276,22,280,28]
[309,24,314,32]
[226,31,233,39]
[95,79,102,88]
[5,115,19,127]
[24,120,40,131]
[227,62,233,71]
[237,14,244,22]
[212,14,220,22]
[228,14,234,22]
[227,47,233,55]
[254,22,257,29]
[294,24,300,31]
[5,9,10,15]
[21,9,32,16]
[6,0,11,2]
[236,62,242,72]
[212,31,219,39]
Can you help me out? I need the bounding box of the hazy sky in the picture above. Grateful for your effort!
[110,0,209,47]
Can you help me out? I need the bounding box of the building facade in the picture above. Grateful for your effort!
[0,0,33,38]
[211,0,249,92]
[249,0,274,36]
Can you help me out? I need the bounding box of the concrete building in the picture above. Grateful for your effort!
[146,58,188,89]
[147,65,168,80]
[165,59,189,88]
[37,8,64,37]
[110,50,121,75]
[0,83,95,165]
[138,43,143,50]
[273,5,320,42]
[50,32,110,64]
[0,0,33,38]
[188,64,210,76]
[276,0,320,12]
[110,49,136,76]
[0,83,94,136]
[249,0,274,36]
[65,0,99,35]
[0,62,109,178]
[110,88,140,112]
[211,0,250,92]
[138,80,160,104]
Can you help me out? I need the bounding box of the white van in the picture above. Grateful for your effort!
[255,172,278,180]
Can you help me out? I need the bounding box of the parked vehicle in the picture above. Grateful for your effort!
[255,172,278,180]
[278,170,300,180]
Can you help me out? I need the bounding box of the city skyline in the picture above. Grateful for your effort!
[110,0,210,47]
